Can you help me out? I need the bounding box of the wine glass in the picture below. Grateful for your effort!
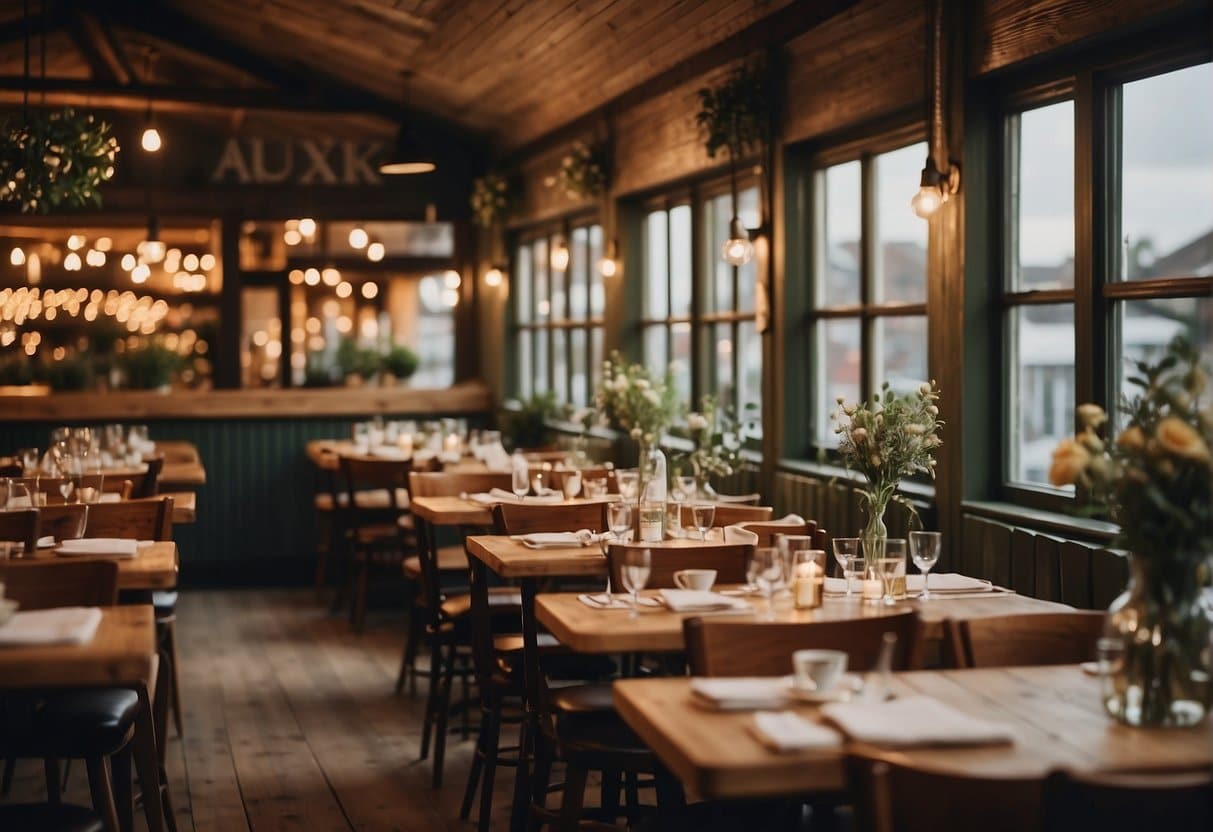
[511,456,530,501]
[615,469,640,502]
[562,470,582,500]
[832,538,862,597]
[876,539,907,606]
[0,479,30,509]
[618,547,651,619]
[909,531,942,600]
[690,503,715,541]
[749,547,784,620]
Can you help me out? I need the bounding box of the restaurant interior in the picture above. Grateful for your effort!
[0,0,1210,830]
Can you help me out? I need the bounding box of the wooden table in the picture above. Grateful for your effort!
[537,588,1073,653]
[29,541,179,591]
[151,440,207,487]
[613,668,1213,802]
[163,490,196,524]
[306,440,490,474]
[464,533,613,579]
[0,604,167,831]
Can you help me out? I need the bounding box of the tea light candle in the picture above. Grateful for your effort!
[862,578,883,601]
[397,434,414,456]
[443,434,460,454]
[794,561,824,609]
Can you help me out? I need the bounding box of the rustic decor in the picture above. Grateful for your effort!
[0,108,119,214]
[548,139,609,200]
[470,172,512,229]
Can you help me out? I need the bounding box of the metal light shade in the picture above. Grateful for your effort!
[379,127,436,175]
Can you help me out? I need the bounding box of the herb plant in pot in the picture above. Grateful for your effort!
[502,392,559,451]
[119,344,180,392]
[380,345,420,387]
[336,338,381,387]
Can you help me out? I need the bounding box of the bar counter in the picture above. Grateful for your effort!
[0,382,493,587]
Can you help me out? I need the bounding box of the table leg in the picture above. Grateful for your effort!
[131,688,165,832]
[508,577,540,832]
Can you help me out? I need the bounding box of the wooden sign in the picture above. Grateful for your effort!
[209,138,386,186]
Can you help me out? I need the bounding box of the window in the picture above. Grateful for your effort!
[1000,59,1212,496]
[513,222,604,405]
[640,184,763,423]
[809,139,929,448]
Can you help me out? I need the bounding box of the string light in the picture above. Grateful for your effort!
[443,270,461,289]
[366,242,385,262]
[485,266,503,287]
[348,227,368,249]
[361,282,379,299]
[9,247,24,266]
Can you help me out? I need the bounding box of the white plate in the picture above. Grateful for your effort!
[782,673,865,703]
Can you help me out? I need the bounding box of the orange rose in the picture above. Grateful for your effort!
[1115,425,1145,453]
[1049,437,1091,487]
[1155,416,1211,464]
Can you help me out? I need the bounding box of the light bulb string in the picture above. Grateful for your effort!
[929,0,944,174]
[21,0,28,121]
[38,0,44,109]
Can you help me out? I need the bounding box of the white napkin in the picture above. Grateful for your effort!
[370,446,410,460]
[97,493,121,504]
[751,711,843,752]
[690,677,788,710]
[37,535,55,548]
[723,525,760,545]
[438,451,462,465]
[578,593,662,609]
[468,489,562,505]
[906,573,992,593]
[480,443,512,471]
[512,530,603,548]
[659,589,752,613]
[712,492,763,504]
[771,513,807,525]
[820,695,1016,747]
[0,606,102,646]
[55,538,140,559]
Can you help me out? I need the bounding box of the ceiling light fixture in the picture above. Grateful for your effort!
[379,125,436,175]
[550,239,570,271]
[141,49,162,153]
[911,0,960,219]
[598,239,620,277]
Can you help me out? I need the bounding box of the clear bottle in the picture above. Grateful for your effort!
[638,445,667,542]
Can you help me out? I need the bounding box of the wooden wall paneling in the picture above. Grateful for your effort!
[974,0,1201,76]
[511,139,600,226]
[1009,527,1037,596]
[960,514,983,578]
[980,518,1013,588]
[1058,539,1095,609]
[1034,534,1062,602]
[1090,548,1128,609]
[782,0,926,144]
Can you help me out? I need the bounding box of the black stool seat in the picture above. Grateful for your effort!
[0,802,104,832]
[30,689,140,755]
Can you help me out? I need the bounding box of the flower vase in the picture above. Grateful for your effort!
[1102,554,1211,727]
[692,463,717,500]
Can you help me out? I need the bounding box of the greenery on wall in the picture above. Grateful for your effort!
[695,58,776,161]
[470,172,512,229]
[549,139,609,201]
[0,108,119,214]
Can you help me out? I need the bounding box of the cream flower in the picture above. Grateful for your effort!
[1155,416,1211,463]
[643,389,661,406]
[1076,403,1107,430]
[687,412,709,432]
[1116,425,1145,453]
[851,427,868,444]
[1048,437,1091,487]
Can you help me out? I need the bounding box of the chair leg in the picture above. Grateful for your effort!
[111,749,133,832]
[460,710,489,820]
[351,560,370,632]
[395,606,422,696]
[459,662,471,739]
[432,642,456,789]
[166,619,184,739]
[475,709,502,832]
[314,510,331,598]
[43,757,61,804]
[526,728,554,832]
[85,756,120,832]
[556,763,589,832]
[419,638,443,762]
[601,767,622,818]
[1,756,14,795]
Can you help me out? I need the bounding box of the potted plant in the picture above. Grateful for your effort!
[547,140,609,201]
[380,344,420,386]
[502,391,560,451]
[42,355,94,392]
[336,338,381,387]
[470,172,512,229]
[118,344,181,392]
[1049,336,1211,727]
[695,59,775,163]
[0,108,119,214]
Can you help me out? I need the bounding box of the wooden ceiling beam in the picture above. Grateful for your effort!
[66,8,135,85]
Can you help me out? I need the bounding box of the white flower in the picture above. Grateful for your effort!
[669,360,687,375]
[905,423,925,436]
[927,405,939,416]
[919,382,932,396]
[630,428,642,440]
[635,378,650,390]
[643,389,661,406]
[687,413,709,432]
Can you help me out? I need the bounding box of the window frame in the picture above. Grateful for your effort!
[994,45,1213,511]
[805,122,930,453]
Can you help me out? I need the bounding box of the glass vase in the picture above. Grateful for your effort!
[692,463,717,500]
[1102,554,1212,727]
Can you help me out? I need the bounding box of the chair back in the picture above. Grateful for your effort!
[339,456,413,525]
[17,475,133,502]
[37,504,88,541]
[711,492,763,505]
[739,520,824,549]
[408,470,513,498]
[491,501,608,535]
[846,751,1041,832]
[944,612,1105,669]
[685,610,921,676]
[608,542,753,588]
[46,496,175,541]
[0,508,38,554]
[0,559,120,609]
[1042,768,1213,832]
[680,503,774,527]
[536,467,612,495]
[129,454,164,499]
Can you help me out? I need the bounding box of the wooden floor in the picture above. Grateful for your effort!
[6,590,519,831]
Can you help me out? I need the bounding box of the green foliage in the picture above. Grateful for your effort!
[695,59,775,160]
[502,391,559,450]
[0,355,35,386]
[673,395,746,479]
[303,351,340,387]
[0,108,119,214]
[594,352,682,446]
[381,344,420,380]
[470,172,511,229]
[335,338,381,379]
[118,344,180,390]
[41,355,94,392]
[552,140,609,200]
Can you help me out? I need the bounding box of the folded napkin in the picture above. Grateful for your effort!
[0,606,102,646]
[820,695,1016,747]
[438,451,462,465]
[751,711,842,752]
[468,488,562,505]
[705,525,761,545]
[659,589,752,613]
[512,530,603,548]
[771,513,807,525]
[370,446,410,460]
[480,445,513,472]
[55,538,140,559]
[37,535,54,548]
[690,677,788,710]
[906,573,992,593]
[97,492,121,504]
[578,593,662,609]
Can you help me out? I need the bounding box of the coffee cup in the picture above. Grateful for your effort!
[791,649,847,693]
[673,569,716,591]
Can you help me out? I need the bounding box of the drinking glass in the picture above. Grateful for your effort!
[664,501,683,539]
[511,457,530,500]
[582,477,607,500]
[845,557,867,599]
[352,422,370,452]
[690,503,715,541]
[909,531,942,600]
[619,547,651,619]
[607,502,633,546]
[875,554,904,606]
[749,547,784,620]
[615,470,640,502]
[832,538,862,597]
[883,538,907,602]
[18,447,40,474]
[561,470,582,500]
[778,535,817,591]
[0,479,31,510]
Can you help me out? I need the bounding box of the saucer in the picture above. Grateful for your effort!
[782,673,864,703]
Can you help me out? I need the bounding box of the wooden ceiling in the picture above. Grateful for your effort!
[0,0,807,150]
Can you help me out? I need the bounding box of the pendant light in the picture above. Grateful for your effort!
[141,215,165,264]
[721,155,754,266]
[911,0,959,219]
[140,49,162,153]
[379,125,436,175]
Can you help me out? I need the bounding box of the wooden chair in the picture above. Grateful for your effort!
[0,508,38,555]
[943,612,1105,669]
[685,611,922,677]
[533,467,612,495]
[40,497,174,542]
[0,559,119,608]
[492,499,609,535]
[846,751,1042,832]
[738,519,829,551]
[338,455,415,631]
[710,492,763,505]
[17,476,133,503]
[607,542,753,589]
[680,502,774,527]
[1042,768,1213,832]
[127,455,164,500]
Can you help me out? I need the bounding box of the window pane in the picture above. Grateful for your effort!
[533,240,549,321]
[737,319,762,429]
[670,205,693,316]
[818,161,861,307]
[872,315,927,396]
[710,193,734,313]
[1008,304,1074,487]
[1120,63,1213,280]
[569,226,588,320]
[570,328,588,406]
[591,328,604,390]
[517,331,532,399]
[241,287,281,388]
[737,187,760,313]
[1010,101,1075,290]
[552,328,568,402]
[873,143,928,303]
[644,210,668,318]
[713,322,735,405]
[515,244,531,324]
[671,321,692,405]
[550,240,567,321]
[1115,296,1212,426]
[815,319,861,446]
[533,329,548,393]
[588,225,605,317]
[409,275,455,388]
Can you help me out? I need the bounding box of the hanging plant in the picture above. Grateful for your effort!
[695,58,775,161]
[470,172,512,229]
[0,108,119,214]
[546,139,609,201]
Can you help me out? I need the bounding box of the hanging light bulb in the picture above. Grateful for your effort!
[366,241,385,262]
[550,240,570,271]
[64,251,82,271]
[598,239,620,277]
[67,234,85,250]
[298,218,317,238]
[9,247,24,266]
[721,217,754,266]
[485,266,504,287]
[443,270,461,289]
[121,253,137,271]
[348,227,368,249]
[131,264,151,284]
[141,48,162,153]
[141,125,162,152]
[142,216,165,263]
[911,156,945,219]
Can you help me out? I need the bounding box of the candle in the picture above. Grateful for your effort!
[862,578,883,602]
[443,434,460,454]
[397,433,414,456]
[794,560,824,609]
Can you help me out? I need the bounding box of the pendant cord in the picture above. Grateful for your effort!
[929,0,944,169]
[21,0,28,119]
[38,0,45,108]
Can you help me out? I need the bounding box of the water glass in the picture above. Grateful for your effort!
[777,535,817,588]
[749,547,784,620]
[664,501,684,539]
[909,531,942,599]
[883,538,907,601]
[845,557,867,599]
[615,469,640,501]
[561,470,582,500]
[352,422,370,452]
[607,502,633,545]
[0,479,31,510]
[619,547,651,619]
[582,477,607,500]
[832,538,862,596]
[691,503,715,541]
[511,456,530,500]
